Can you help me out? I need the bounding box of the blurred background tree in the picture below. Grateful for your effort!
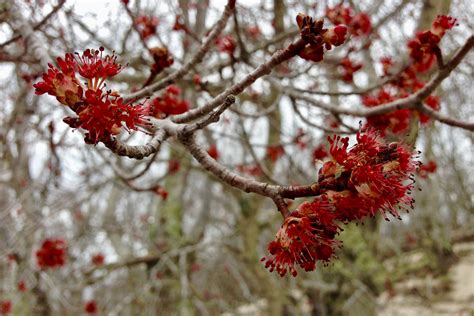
[0,0,472,315]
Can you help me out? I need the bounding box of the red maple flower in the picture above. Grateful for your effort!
[325,4,353,26]
[216,35,236,56]
[168,159,181,174]
[312,144,328,161]
[296,13,348,63]
[380,57,394,75]
[84,300,98,314]
[36,238,67,269]
[351,12,372,36]
[325,4,372,37]
[431,15,457,37]
[262,200,340,277]
[91,253,105,266]
[150,47,174,74]
[74,47,124,83]
[33,55,82,106]
[417,160,437,178]
[0,301,12,314]
[68,89,148,144]
[18,280,27,292]
[324,129,417,217]
[339,57,363,82]
[135,15,159,40]
[207,144,219,160]
[236,164,263,177]
[35,48,147,144]
[152,186,168,200]
[266,145,285,162]
[246,26,261,39]
[149,85,189,118]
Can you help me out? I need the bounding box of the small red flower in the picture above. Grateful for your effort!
[18,280,27,292]
[431,15,457,37]
[168,160,180,174]
[0,301,12,314]
[339,57,363,82]
[417,160,437,178]
[135,15,159,40]
[67,89,148,144]
[216,35,236,56]
[261,200,339,277]
[149,85,189,118]
[150,47,174,74]
[351,12,372,36]
[207,144,219,160]
[312,144,328,161]
[266,145,285,162]
[152,186,168,200]
[74,47,124,81]
[33,55,82,106]
[296,13,348,63]
[325,4,372,37]
[246,26,261,39]
[36,238,67,269]
[84,300,98,314]
[91,253,105,266]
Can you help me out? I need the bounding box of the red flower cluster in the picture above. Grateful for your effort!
[262,200,340,277]
[263,129,418,276]
[135,15,159,40]
[312,144,328,161]
[84,300,98,314]
[91,253,105,266]
[245,26,261,40]
[236,164,263,177]
[216,35,236,56]
[361,16,456,135]
[325,4,372,37]
[172,15,186,32]
[362,89,412,134]
[149,85,189,118]
[18,280,27,292]
[34,48,148,144]
[168,159,181,174]
[150,47,174,74]
[152,185,168,200]
[296,13,348,62]
[408,15,457,72]
[417,160,437,178]
[0,301,12,314]
[36,238,67,269]
[266,145,285,162]
[207,144,219,160]
[339,57,363,82]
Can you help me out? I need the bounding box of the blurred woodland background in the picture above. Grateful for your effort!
[0,0,473,315]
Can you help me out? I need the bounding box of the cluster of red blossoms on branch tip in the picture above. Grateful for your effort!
[339,57,363,82]
[262,128,419,277]
[361,15,456,135]
[36,238,67,269]
[408,15,457,71]
[149,85,190,118]
[135,15,159,40]
[296,13,348,62]
[33,47,149,144]
[325,4,372,37]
